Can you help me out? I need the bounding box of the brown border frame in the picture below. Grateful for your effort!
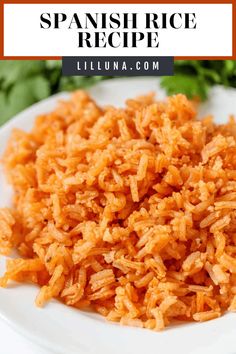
[0,0,235,60]
[0,2,3,58]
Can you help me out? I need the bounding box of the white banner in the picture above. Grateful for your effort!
[4,3,232,57]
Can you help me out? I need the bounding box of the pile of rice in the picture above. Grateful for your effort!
[1,91,236,330]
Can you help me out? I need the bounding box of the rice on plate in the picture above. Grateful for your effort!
[1,90,236,331]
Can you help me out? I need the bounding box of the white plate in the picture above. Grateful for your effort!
[0,77,236,354]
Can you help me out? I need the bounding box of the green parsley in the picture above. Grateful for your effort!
[0,60,235,126]
[160,60,236,100]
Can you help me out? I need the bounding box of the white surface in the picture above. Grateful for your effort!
[0,320,49,354]
[0,77,236,354]
[4,4,232,56]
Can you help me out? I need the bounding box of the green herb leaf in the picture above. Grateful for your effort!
[0,60,45,90]
[161,74,209,100]
[1,59,236,127]
[0,76,50,123]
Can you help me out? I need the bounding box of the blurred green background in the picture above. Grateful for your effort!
[0,60,236,126]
